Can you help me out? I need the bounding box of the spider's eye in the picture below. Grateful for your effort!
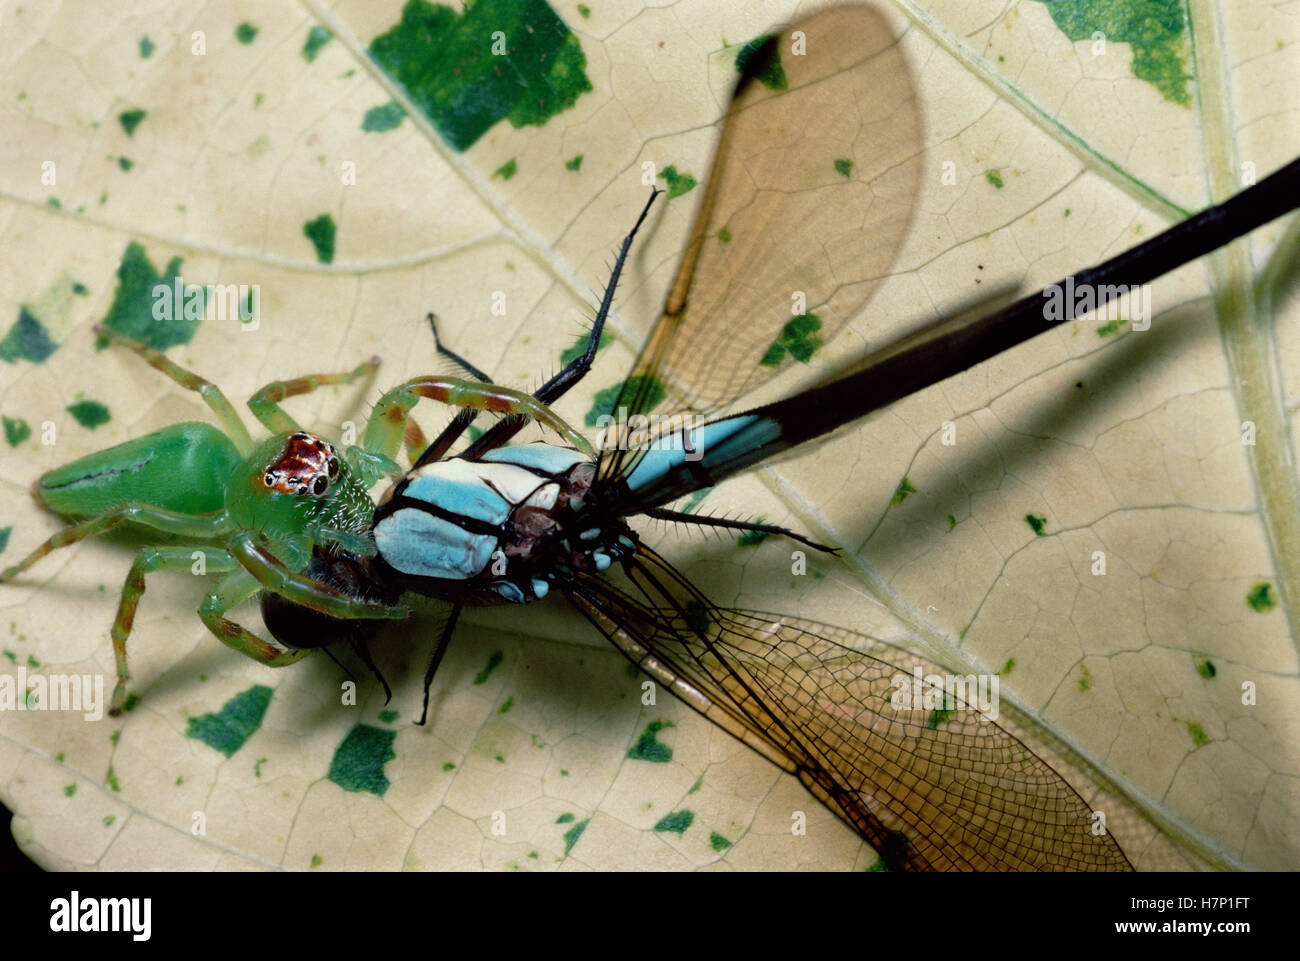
[296,484,309,496]
[312,476,329,496]
[327,457,340,478]
[263,473,275,487]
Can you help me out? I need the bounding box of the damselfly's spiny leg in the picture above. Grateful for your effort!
[247,356,381,434]
[1,505,231,582]
[428,313,492,383]
[93,324,254,456]
[410,313,489,467]
[640,507,837,553]
[108,546,239,714]
[462,189,661,460]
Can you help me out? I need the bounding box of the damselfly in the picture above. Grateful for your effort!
[267,7,1300,870]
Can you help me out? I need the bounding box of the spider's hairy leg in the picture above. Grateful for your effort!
[247,356,381,434]
[199,569,313,670]
[1,504,230,582]
[93,324,254,456]
[226,531,407,620]
[361,376,593,461]
[107,546,239,714]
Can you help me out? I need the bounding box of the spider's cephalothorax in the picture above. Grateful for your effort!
[262,431,340,496]
[371,442,635,605]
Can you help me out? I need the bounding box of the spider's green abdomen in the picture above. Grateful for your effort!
[36,421,242,518]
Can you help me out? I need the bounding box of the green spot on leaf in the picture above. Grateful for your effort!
[303,214,336,264]
[117,156,134,171]
[328,724,397,797]
[577,3,591,17]
[985,169,1004,189]
[1185,721,1210,747]
[493,157,518,180]
[565,153,583,171]
[658,164,697,198]
[442,761,455,771]
[235,22,258,44]
[737,520,770,547]
[310,853,323,867]
[139,36,155,58]
[0,528,10,555]
[556,812,575,824]
[498,695,514,714]
[473,650,504,684]
[1033,0,1190,105]
[891,477,917,506]
[362,101,406,132]
[103,815,116,827]
[1025,514,1047,536]
[734,33,786,90]
[833,158,853,178]
[105,766,121,792]
[368,0,593,152]
[118,109,146,137]
[1246,582,1276,612]
[653,810,693,835]
[926,706,954,729]
[63,783,76,797]
[1000,658,1016,675]
[1096,318,1122,337]
[4,416,31,446]
[66,400,110,429]
[627,719,674,762]
[254,757,267,778]
[99,242,199,350]
[562,817,589,854]
[560,329,609,366]
[303,25,332,62]
[1078,664,1093,692]
[185,685,273,758]
[759,313,822,367]
[585,374,666,427]
[717,225,731,243]
[681,487,712,514]
[709,831,732,852]
[378,709,399,723]
[1194,657,1216,679]
[0,307,58,364]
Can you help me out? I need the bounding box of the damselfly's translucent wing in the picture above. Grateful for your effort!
[598,5,921,485]
[566,547,1132,871]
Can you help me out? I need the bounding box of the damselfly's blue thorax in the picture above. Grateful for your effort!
[372,442,634,605]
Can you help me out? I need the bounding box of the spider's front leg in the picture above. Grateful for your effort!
[246,356,381,434]
[197,535,409,675]
[359,375,592,473]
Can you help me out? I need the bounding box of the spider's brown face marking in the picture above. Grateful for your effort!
[262,431,340,497]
